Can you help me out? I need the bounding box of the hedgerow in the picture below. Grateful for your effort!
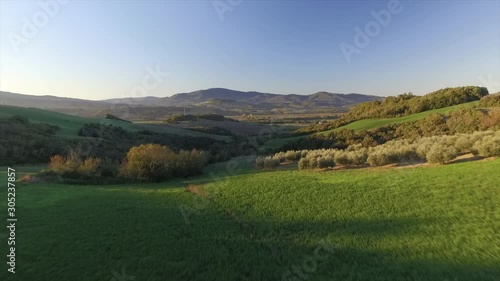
[426,144,458,164]
[269,130,500,169]
[473,132,500,157]
[255,156,280,169]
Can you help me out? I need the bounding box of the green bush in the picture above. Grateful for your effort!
[308,157,318,169]
[285,150,301,161]
[300,150,309,158]
[334,151,350,166]
[273,152,287,163]
[298,158,309,170]
[65,150,84,174]
[479,93,500,108]
[174,149,209,177]
[49,155,68,174]
[255,157,265,169]
[264,157,280,169]
[49,151,103,179]
[119,144,209,181]
[198,114,227,122]
[454,135,473,153]
[473,132,500,157]
[317,157,335,168]
[49,150,84,177]
[256,156,281,169]
[394,142,420,162]
[426,144,458,164]
[346,144,363,152]
[331,148,368,166]
[78,157,103,179]
[348,149,369,166]
[367,144,409,166]
[367,150,392,166]
[119,144,176,182]
[416,137,438,159]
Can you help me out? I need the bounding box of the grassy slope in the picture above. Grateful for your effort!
[1,159,499,281]
[0,105,229,140]
[262,101,479,150]
[318,101,480,135]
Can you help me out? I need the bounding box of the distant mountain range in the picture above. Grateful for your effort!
[0,88,383,119]
[101,88,382,108]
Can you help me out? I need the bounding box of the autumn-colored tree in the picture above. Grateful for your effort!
[119,144,176,182]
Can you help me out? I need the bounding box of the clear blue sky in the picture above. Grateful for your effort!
[0,0,499,100]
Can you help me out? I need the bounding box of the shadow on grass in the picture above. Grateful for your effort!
[2,184,498,281]
[447,154,486,165]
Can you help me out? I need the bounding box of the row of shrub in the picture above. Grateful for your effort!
[255,156,280,169]
[298,155,335,169]
[257,130,500,169]
[50,151,104,179]
[366,131,499,165]
[297,147,368,169]
[48,144,209,182]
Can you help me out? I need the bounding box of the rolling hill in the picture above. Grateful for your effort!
[1,88,382,118]
[261,101,482,150]
[318,100,481,135]
[133,88,383,108]
[0,105,230,140]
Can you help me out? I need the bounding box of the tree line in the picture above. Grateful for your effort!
[257,130,500,170]
[48,144,209,183]
[298,86,489,134]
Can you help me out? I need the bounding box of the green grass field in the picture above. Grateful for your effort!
[0,105,230,140]
[1,159,498,280]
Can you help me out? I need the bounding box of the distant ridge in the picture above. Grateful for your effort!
[0,88,383,117]
[101,88,382,108]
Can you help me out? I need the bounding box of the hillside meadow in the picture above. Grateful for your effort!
[0,105,230,140]
[1,159,499,281]
[261,101,480,150]
[318,101,480,135]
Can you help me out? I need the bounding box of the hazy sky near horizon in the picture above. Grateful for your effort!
[0,0,499,100]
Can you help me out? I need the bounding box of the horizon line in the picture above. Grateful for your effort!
[0,87,388,101]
